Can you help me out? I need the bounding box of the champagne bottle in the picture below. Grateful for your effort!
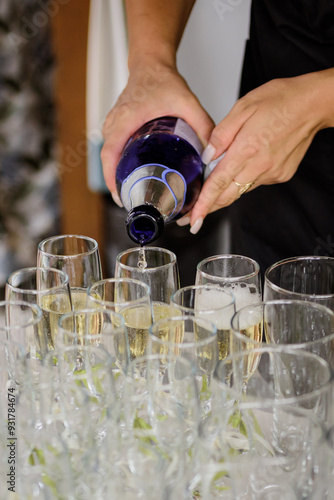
[116,116,204,245]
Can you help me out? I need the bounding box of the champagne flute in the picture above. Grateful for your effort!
[232,300,334,369]
[5,267,72,351]
[87,278,153,359]
[264,255,334,309]
[195,254,262,310]
[44,344,119,438]
[0,330,27,389]
[197,402,329,499]
[58,307,130,397]
[115,246,180,321]
[148,315,218,418]
[37,234,102,310]
[171,284,236,360]
[123,353,200,493]
[212,346,333,426]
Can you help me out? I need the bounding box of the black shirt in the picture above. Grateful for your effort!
[230,0,334,274]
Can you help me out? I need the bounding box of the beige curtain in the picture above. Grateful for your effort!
[86,0,128,192]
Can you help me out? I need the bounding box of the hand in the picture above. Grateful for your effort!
[186,69,334,233]
[101,61,214,201]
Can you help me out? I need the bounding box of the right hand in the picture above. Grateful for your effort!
[101,61,215,197]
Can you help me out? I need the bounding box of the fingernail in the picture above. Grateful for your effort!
[111,192,123,208]
[190,217,203,235]
[201,144,216,165]
[176,215,191,227]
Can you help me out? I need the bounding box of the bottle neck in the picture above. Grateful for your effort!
[125,205,164,245]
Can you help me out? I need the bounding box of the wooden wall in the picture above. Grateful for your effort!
[51,0,105,264]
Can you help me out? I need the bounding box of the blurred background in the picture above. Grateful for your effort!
[0,0,251,296]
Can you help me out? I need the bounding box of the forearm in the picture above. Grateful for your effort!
[125,0,196,70]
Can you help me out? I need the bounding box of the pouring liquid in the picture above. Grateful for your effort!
[137,246,147,269]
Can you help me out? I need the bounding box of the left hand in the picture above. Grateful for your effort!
[185,69,334,233]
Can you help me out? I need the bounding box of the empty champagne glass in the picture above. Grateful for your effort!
[171,284,236,360]
[0,340,25,499]
[44,344,119,439]
[148,315,218,418]
[232,300,334,370]
[0,304,39,386]
[58,307,130,397]
[212,346,333,426]
[5,267,72,350]
[37,234,102,310]
[197,403,329,499]
[115,246,180,321]
[264,255,334,310]
[123,353,200,493]
[87,277,153,359]
[195,254,262,310]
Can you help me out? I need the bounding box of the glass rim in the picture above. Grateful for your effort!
[264,255,334,299]
[86,277,151,309]
[0,299,42,330]
[231,299,334,348]
[171,284,236,313]
[196,254,260,282]
[58,307,126,337]
[149,315,218,348]
[214,345,333,406]
[116,246,178,272]
[38,234,99,259]
[6,266,70,295]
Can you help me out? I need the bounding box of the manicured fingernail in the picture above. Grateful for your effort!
[201,144,216,165]
[176,215,191,227]
[111,192,123,207]
[190,217,203,235]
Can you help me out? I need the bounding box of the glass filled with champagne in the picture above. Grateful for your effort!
[115,246,180,322]
[195,254,262,310]
[37,234,102,311]
[5,267,72,351]
[171,284,236,360]
[87,277,153,360]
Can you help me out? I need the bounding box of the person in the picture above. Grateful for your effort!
[101,0,334,276]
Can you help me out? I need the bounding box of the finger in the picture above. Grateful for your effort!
[101,104,152,194]
[190,153,244,223]
[176,213,192,226]
[202,100,257,164]
[190,180,258,235]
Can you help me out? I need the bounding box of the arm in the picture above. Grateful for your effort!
[126,0,195,70]
[101,0,214,199]
[188,67,334,233]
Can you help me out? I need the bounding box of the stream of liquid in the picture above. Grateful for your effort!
[137,246,147,269]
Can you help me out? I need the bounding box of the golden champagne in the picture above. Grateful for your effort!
[39,292,72,349]
[70,288,88,311]
[121,302,177,359]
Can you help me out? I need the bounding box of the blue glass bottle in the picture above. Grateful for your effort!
[116,116,204,245]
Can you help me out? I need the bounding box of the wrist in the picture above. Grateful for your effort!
[128,48,177,74]
[302,69,334,130]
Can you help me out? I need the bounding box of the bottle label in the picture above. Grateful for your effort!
[121,164,186,220]
[174,118,203,155]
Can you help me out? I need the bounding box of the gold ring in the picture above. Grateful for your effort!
[233,180,255,198]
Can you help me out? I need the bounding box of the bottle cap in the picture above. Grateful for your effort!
[125,205,164,245]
